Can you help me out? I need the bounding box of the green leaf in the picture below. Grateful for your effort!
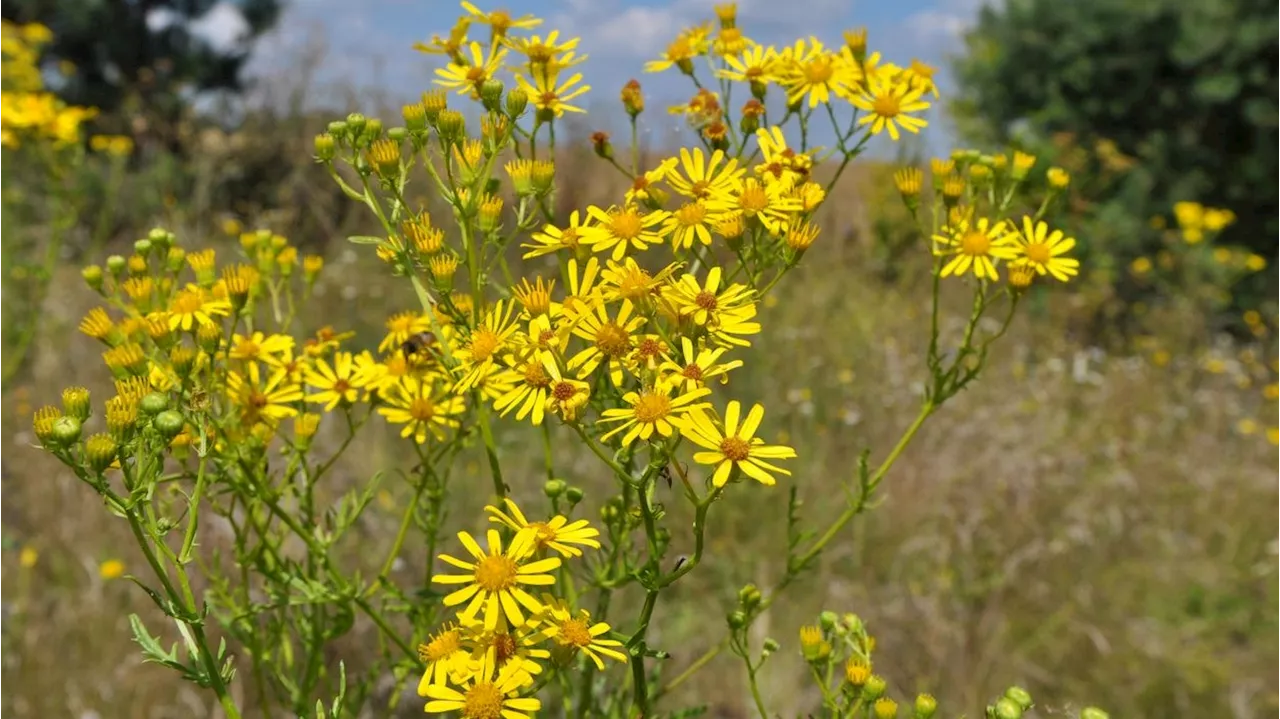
[346,235,384,246]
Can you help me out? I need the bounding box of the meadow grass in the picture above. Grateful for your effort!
[1,144,1275,718]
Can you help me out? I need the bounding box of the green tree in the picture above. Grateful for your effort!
[1,0,281,142]
[951,0,1277,306]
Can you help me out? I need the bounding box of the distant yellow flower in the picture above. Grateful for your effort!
[378,378,465,444]
[1130,256,1153,275]
[454,300,520,393]
[432,528,560,631]
[99,559,125,579]
[435,41,507,97]
[226,363,304,426]
[681,401,796,487]
[167,285,232,331]
[1013,217,1080,282]
[532,595,627,670]
[659,337,743,392]
[516,70,590,117]
[228,332,294,367]
[416,623,468,691]
[584,204,669,260]
[932,215,1016,280]
[777,38,854,108]
[850,73,930,141]
[460,0,541,40]
[19,546,38,568]
[645,36,698,74]
[523,209,595,258]
[598,383,711,446]
[485,498,601,557]
[716,44,778,86]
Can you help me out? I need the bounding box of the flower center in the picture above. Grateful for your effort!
[636,337,664,360]
[689,179,711,199]
[560,227,579,248]
[804,59,834,84]
[1023,242,1052,264]
[234,339,260,358]
[474,554,518,592]
[332,379,351,395]
[468,329,502,361]
[487,11,513,34]
[172,292,203,315]
[248,391,269,409]
[594,322,631,357]
[462,681,504,719]
[872,93,901,118]
[529,521,557,546]
[675,202,707,228]
[738,184,767,214]
[682,363,704,380]
[420,629,462,662]
[559,617,594,648]
[609,209,643,239]
[616,270,653,300]
[719,436,751,461]
[633,390,672,423]
[552,381,579,402]
[539,91,558,107]
[694,291,719,310]
[960,231,990,256]
[526,43,552,63]
[492,632,517,665]
[523,362,551,387]
[409,397,436,422]
[466,66,487,84]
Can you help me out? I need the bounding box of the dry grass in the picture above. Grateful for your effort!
[1,140,1275,719]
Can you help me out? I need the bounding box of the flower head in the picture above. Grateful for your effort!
[432,528,561,631]
[486,498,601,557]
[682,401,796,487]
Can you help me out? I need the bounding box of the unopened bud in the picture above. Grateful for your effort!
[1079,709,1109,719]
[139,392,168,417]
[402,103,427,131]
[106,255,127,277]
[478,195,504,233]
[314,133,337,161]
[992,698,1022,719]
[863,675,887,701]
[327,120,348,138]
[843,27,868,64]
[422,89,448,124]
[727,610,747,630]
[819,611,839,631]
[1011,151,1035,180]
[591,131,612,159]
[1003,687,1032,711]
[437,110,465,144]
[505,87,529,118]
[387,127,407,143]
[544,479,567,498]
[914,694,937,719]
[761,638,780,656]
[565,487,584,505]
[345,113,366,135]
[51,416,82,448]
[874,698,898,719]
[153,410,185,439]
[61,386,91,422]
[738,584,762,611]
[84,433,118,473]
[531,160,555,195]
[740,99,763,134]
[480,78,505,112]
[82,265,104,291]
[620,79,644,116]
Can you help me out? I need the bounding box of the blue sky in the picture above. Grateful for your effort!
[203,0,989,154]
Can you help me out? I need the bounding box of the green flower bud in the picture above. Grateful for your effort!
[544,478,567,498]
[762,638,780,656]
[819,611,839,631]
[82,265,104,291]
[480,78,505,112]
[84,433,118,473]
[565,486,584,505]
[727,610,747,630]
[61,386,91,422]
[51,416,82,448]
[327,120,348,138]
[436,110,466,144]
[403,103,427,131]
[914,693,937,719]
[139,392,168,417]
[133,238,152,256]
[153,410,185,440]
[505,87,529,118]
[363,118,383,141]
[314,133,337,161]
[993,697,1022,719]
[1003,687,1032,710]
[345,113,366,134]
[863,675,887,701]
[1079,709,1109,719]
[738,583,762,611]
[874,697,898,719]
[106,255,127,277]
[148,227,169,243]
[387,127,408,143]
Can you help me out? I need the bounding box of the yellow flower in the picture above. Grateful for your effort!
[932,215,1016,280]
[584,204,670,260]
[568,299,646,386]
[226,363,304,426]
[666,147,744,202]
[378,378,465,444]
[624,158,679,205]
[380,311,432,354]
[663,268,760,347]
[644,35,699,74]
[515,70,590,117]
[850,73,930,141]
[1013,217,1080,282]
[681,401,796,487]
[433,527,560,631]
[717,44,778,86]
[492,354,562,426]
[454,300,520,393]
[523,209,596,258]
[1130,256,1153,275]
[662,198,731,250]
[99,559,126,580]
[460,1,541,40]
[533,595,627,669]
[422,652,540,718]
[486,498,601,557]
[503,31,579,64]
[228,332,294,367]
[167,285,232,331]
[777,38,855,108]
[600,257,679,305]
[417,623,469,691]
[435,41,507,97]
[19,546,38,568]
[659,337,743,392]
[598,383,711,446]
[304,352,361,411]
[754,126,812,188]
[547,375,591,421]
[734,176,802,235]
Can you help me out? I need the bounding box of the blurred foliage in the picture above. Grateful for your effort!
[951,0,1278,328]
[1,0,281,149]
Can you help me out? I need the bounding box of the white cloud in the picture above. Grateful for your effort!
[190,2,251,53]
[592,6,685,57]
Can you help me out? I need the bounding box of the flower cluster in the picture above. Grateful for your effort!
[1,21,97,148]
[417,499,623,716]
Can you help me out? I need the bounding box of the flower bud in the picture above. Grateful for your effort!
[478,195,504,233]
[942,174,965,208]
[346,113,367,135]
[740,99,763,135]
[1047,166,1070,190]
[327,120,348,138]
[82,265,104,292]
[544,478,567,498]
[992,698,1022,719]
[51,416,82,448]
[428,254,460,283]
[819,611,839,631]
[106,254,127,278]
[1079,709,1109,719]
[139,392,168,417]
[479,78,505,112]
[726,610,747,630]
[314,133,337,161]
[61,386,91,422]
[403,103,427,131]
[914,693,937,719]
[620,79,644,116]
[84,433,118,472]
[863,675,887,701]
[422,89,448,124]
[565,486,584,505]
[1003,687,1032,710]
[893,167,922,212]
[738,584,761,611]
[1011,151,1035,180]
[845,659,870,687]
[799,625,830,662]
[591,131,612,159]
[33,406,61,445]
[505,87,529,118]
[368,138,400,178]
[148,227,171,246]
[843,27,868,64]
[134,238,152,257]
[362,118,383,144]
[762,638,779,656]
[874,698,898,719]
[531,160,555,196]
[436,110,466,144]
[153,410,185,440]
